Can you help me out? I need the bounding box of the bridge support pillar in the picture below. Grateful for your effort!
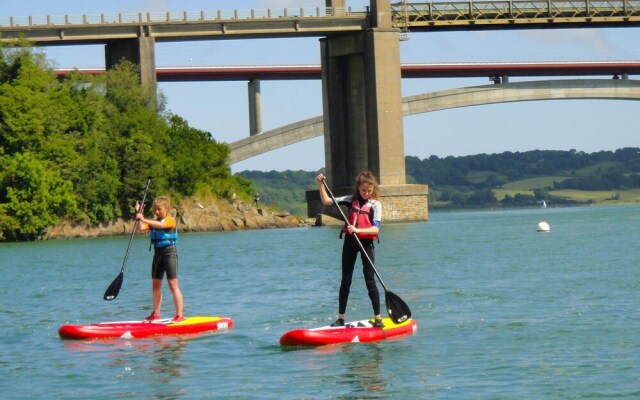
[307,183,428,223]
[105,36,156,86]
[309,0,428,222]
[320,30,409,188]
[249,79,263,136]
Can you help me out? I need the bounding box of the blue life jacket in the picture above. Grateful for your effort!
[150,218,178,248]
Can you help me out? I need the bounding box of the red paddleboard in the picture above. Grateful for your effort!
[280,317,417,347]
[59,316,233,340]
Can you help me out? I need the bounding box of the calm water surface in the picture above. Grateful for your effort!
[1,205,639,399]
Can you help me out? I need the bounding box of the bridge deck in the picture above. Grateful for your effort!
[55,62,640,81]
[2,1,640,44]
[397,0,640,30]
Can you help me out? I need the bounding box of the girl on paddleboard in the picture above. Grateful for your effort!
[315,171,383,328]
[136,196,185,323]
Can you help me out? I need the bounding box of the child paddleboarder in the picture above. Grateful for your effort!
[135,196,185,322]
[315,171,384,328]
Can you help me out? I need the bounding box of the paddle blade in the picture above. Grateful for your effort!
[103,272,124,301]
[385,290,412,324]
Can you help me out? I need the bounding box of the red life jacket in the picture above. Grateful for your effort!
[342,199,379,240]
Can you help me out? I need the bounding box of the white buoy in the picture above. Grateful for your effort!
[537,221,550,232]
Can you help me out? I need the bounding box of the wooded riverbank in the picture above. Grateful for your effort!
[44,198,305,240]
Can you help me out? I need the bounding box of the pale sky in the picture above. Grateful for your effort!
[2,0,639,173]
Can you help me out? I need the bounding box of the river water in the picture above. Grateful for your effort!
[1,204,639,399]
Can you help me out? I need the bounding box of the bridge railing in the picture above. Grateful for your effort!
[393,0,640,26]
[2,2,639,31]
[0,7,368,28]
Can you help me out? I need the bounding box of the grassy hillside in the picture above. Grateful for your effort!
[235,149,640,214]
[501,176,568,190]
[550,188,640,203]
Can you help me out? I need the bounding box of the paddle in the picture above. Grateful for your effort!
[320,178,412,324]
[103,177,152,301]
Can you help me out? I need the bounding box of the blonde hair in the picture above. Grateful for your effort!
[153,196,170,209]
[353,171,379,199]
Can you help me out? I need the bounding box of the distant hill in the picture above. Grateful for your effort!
[236,148,640,215]
[406,147,640,208]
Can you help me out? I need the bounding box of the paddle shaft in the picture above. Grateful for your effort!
[320,179,390,293]
[119,177,151,274]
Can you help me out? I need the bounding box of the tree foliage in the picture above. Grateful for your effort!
[0,44,251,241]
[0,152,78,240]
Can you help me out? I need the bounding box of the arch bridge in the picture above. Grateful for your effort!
[228,79,640,164]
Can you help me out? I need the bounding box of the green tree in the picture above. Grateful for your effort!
[61,72,122,223]
[0,45,253,241]
[0,153,78,240]
[167,114,236,197]
[533,188,550,201]
[467,188,497,205]
[0,45,71,155]
[99,61,169,205]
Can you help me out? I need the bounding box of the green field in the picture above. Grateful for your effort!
[550,189,640,203]
[496,161,629,191]
[492,188,640,204]
[493,188,534,201]
[501,176,568,190]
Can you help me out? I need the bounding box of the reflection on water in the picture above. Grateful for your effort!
[336,345,388,399]
[63,336,190,399]
[286,343,391,398]
[290,331,423,398]
[149,337,188,382]
[147,338,189,400]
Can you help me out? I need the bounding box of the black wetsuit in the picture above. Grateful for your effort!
[337,199,381,316]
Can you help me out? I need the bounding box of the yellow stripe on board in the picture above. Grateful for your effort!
[171,316,222,325]
[381,317,413,330]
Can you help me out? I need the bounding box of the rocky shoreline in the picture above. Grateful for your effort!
[44,198,311,240]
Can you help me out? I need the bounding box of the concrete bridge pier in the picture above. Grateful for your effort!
[307,0,428,223]
[105,36,157,86]
[249,79,263,136]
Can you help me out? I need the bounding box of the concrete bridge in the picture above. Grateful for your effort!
[4,0,640,221]
[228,78,640,164]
